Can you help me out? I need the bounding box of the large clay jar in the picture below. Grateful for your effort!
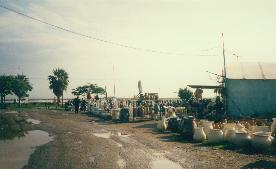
[234,132,251,146]
[251,132,274,151]
[193,127,206,142]
[112,109,120,120]
[201,120,213,137]
[271,118,276,136]
[157,116,167,131]
[178,116,197,139]
[252,126,270,133]
[207,129,223,144]
[224,129,236,142]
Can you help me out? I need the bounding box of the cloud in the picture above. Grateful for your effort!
[1,0,276,98]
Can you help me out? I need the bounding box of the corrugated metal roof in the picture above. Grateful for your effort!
[226,62,276,79]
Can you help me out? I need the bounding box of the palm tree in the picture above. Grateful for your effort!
[0,75,14,106]
[11,74,33,106]
[48,68,69,106]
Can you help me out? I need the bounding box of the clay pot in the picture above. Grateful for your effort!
[233,132,251,146]
[112,109,120,120]
[252,126,270,133]
[208,129,224,144]
[251,132,274,151]
[157,116,167,131]
[201,120,213,137]
[224,129,236,142]
[193,127,206,142]
[271,118,276,136]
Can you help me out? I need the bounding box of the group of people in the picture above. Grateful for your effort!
[65,97,87,114]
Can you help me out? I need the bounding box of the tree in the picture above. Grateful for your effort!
[11,74,32,106]
[0,75,14,106]
[72,84,105,96]
[72,86,88,96]
[48,68,69,106]
[178,87,193,107]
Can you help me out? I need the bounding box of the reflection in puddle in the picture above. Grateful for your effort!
[0,130,53,169]
[0,113,30,140]
[150,158,182,169]
[27,118,41,124]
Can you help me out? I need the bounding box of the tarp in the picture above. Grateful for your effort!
[226,62,276,80]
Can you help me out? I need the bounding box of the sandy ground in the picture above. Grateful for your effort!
[19,109,276,169]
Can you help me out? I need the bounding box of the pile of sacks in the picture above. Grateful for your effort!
[193,118,276,151]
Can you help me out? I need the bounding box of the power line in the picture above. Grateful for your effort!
[0,4,214,56]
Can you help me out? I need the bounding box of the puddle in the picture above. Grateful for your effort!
[0,130,53,169]
[92,131,130,139]
[93,132,112,139]
[117,157,126,168]
[150,158,182,169]
[27,118,41,124]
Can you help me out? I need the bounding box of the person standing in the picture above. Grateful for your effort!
[73,96,81,114]
[81,98,86,112]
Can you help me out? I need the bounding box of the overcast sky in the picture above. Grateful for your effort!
[0,0,276,99]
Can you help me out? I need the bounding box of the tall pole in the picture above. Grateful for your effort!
[222,33,226,78]
[113,64,116,97]
[222,33,227,115]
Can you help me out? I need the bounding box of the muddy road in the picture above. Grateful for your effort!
[14,110,276,169]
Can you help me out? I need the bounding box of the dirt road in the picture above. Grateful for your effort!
[21,110,276,169]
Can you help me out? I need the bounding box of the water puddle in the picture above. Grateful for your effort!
[27,118,41,124]
[92,131,130,139]
[117,157,126,168]
[93,132,112,139]
[150,158,182,169]
[0,130,53,169]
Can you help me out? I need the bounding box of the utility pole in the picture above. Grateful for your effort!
[222,33,227,115]
[113,64,116,97]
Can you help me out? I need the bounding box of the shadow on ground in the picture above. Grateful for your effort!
[241,160,276,169]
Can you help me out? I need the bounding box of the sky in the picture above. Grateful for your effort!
[0,0,276,99]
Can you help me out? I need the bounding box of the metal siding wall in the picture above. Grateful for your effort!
[226,79,276,117]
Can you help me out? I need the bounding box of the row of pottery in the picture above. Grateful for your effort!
[194,120,275,150]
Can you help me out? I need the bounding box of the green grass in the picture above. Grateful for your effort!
[1,102,65,111]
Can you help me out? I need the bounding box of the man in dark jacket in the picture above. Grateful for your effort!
[73,96,81,114]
